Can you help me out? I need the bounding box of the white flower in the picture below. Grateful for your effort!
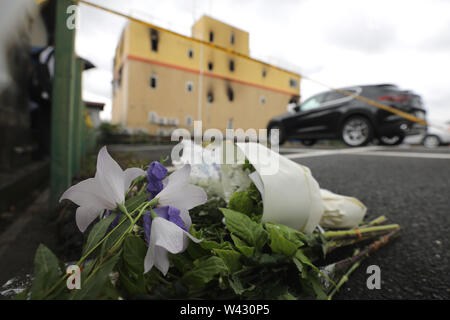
[144,164,207,274]
[234,142,324,234]
[59,146,145,232]
[319,189,367,229]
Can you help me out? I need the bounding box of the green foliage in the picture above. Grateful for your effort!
[23,160,341,300]
[30,244,62,299]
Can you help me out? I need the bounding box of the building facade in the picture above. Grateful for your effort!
[111,15,300,136]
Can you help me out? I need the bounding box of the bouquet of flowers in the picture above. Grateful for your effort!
[14,144,400,300]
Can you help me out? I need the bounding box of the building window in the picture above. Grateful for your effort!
[207,91,214,103]
[260,96,266,105]
[209,31,214,42]
[229,59,235,72]
[289,78,298,88]
[207,62,214,72]
[227,86,234,102]
[150,75,157,89]
[262,68,267,78]
[150,28,159,52]
[186,81,194,93]
[230,32,235,44]
[187,48,194,58]
[148,111,158,124]
[186,116,193,127]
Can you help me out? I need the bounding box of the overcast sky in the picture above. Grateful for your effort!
[76,0,450,123]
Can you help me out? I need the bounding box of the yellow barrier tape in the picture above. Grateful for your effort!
[74,0,445,131]
[73,0,300,78]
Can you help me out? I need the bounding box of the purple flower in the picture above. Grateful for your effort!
[147,161,168,200]
[143,206,187,244]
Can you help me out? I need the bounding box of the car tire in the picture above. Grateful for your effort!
[268,124,286,145]
[379,135,405,146]
[301,139,316,147]
[341,116,373,147]
[422,135,441,148]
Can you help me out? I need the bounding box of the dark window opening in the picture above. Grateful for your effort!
[150,75,157,89]
[227,86,234,102]
[188,48,194,58]
[229,59,235,72]
[289,78,298,88]
[230,32,235,44]
[207,91,214,103]
[117,66,123,87]
[209,31,214,42]
[150,28,159,52]
[208,62,213,71]
[262,69,267,77]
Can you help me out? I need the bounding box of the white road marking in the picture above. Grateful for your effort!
[357,151,450,160]
[284,146,384,159]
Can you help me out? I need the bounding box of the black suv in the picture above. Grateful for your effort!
[268,84,426,147]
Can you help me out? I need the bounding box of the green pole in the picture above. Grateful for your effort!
[50,0,76,207]
[72,59,84,175]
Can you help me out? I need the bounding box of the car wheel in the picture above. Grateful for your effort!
[268,124,286,145]
[341,116,373,147]
[301,139,316,147]
[379,135,405,146]
[423,135,441,148]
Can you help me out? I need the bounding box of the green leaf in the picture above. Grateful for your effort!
[264,222,305,247]
[124,193,149,212]
[118,267,146,296]
[199,239,234,251]
[72,254,120,300]
[310,276,328,300]
[266,226,299,257]
[212,249,242,274]
[182,256,228,289]
[30,244,61,299]
[220,208,267,250]
[101,216,131,256]
[295,250,335,286]
[123,234,147,275]
[231,234,254,257]
[83,212,118,256]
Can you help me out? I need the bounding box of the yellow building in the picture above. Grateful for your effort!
[112,15,300,136]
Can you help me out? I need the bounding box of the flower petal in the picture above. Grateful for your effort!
[123,167,145,190]
[76,206,103,232]
[95,146,125,205]
[59,178,114,209]
[156,184,207,210]
[144,245,170,275]
[151,217,186,253]
[179,208,192,230]
[166,164,191,188]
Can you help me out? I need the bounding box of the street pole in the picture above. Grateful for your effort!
[50,0,76,207]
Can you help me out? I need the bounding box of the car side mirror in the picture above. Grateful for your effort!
[293,105,301,112]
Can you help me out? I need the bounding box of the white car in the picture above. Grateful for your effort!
[422,120,450,148]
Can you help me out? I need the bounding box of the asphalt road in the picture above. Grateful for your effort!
[109,142,450,299]
[281,145,450,299]
[1,143,448,299]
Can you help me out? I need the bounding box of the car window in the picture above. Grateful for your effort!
[300,93,326,111]
[324,91,346,102]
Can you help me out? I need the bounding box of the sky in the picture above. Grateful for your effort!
[76,0,450,123]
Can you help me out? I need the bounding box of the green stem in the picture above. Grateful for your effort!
[323,224,399,240]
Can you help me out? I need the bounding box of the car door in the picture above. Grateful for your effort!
[287,90,355,139]
[284,92,328,138]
